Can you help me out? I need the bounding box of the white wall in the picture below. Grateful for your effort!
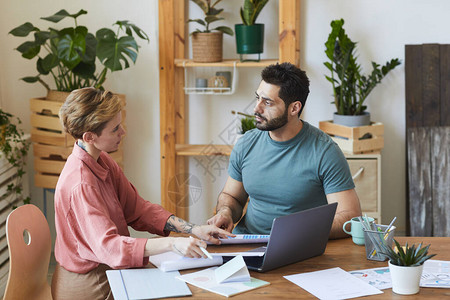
[1,0,450,239]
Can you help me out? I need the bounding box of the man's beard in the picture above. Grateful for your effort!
[255,108,288,131]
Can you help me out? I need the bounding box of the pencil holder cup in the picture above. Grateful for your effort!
[363,225,396,261]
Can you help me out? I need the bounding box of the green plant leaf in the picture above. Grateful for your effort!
[57,26,88,70]
[34,31,51,45]
[114,20,149,41]
[191,0,208,13]
[72,61,96,79]
[37,54,59,75]
[213,26,234,36]
[41,9,87,23]
[21,76,40,83]
[205,16,224,24]
[187,18,206,26]
[9,22,38,37]
[16,41,40,59]
[96,29,138,71]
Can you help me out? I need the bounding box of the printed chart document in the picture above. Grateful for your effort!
[284,267,383,299]
[349,266,392,290]
[420,260,450,288]
[106,268,191,300]
[177,256,269,297]
[349,260,450,290]
[149,251,223,272]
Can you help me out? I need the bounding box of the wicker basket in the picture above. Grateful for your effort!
[191,32,223,63]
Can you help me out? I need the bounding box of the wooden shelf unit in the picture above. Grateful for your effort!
[159,0,301,219]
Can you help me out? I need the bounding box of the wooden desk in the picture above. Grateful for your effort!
[171,236,450,299]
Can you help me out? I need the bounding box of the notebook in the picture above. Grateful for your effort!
[224,203,337,272]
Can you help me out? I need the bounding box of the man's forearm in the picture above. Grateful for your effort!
[329,209,360,239]
[215,192,245,223]
[164,215,197,233]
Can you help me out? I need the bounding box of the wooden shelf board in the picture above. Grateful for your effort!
[174,58,279,68]
[176,144,233,156]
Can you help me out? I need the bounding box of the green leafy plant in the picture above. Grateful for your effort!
[0,110,30,208]
[232,111,256,134]
[188,0,233,36]
[9,9,149,92]
[240,0,269,25]
[324,19,401,115]
[380,239,436,267]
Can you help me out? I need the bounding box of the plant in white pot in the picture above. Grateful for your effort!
[380,239,436,295]
[235,0,269,62]
[324,19,401,127]
[188,0,233,63]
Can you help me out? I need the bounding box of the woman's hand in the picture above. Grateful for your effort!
[171,237,207,258]
[192,225,235,245]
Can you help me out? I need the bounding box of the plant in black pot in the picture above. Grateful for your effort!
[188,0,233,63]
[324,19,401,127]
[235,0,269,62]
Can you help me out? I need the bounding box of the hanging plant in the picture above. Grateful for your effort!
[0,110,30,208]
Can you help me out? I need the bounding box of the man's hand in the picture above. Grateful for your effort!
[191,224,235,245]
[207,207,234,233]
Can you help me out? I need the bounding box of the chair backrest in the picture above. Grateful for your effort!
[3,204,52,300]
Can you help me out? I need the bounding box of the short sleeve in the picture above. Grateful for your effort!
[228,136,244,182]
[319,143,355,194]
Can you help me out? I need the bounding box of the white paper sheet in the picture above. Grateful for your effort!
[149,251,223,272]
[284,267,383,299]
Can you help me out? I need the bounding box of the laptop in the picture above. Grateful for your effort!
[224,202,337,272]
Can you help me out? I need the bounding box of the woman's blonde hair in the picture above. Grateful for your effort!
[59,87,123,139]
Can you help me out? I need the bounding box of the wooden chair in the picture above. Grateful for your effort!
[3,204,52,300]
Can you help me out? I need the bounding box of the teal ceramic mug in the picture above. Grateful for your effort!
[343,217,374,245]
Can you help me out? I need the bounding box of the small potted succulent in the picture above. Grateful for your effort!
[324,19,401,126]
[188,0,233,63]
[235,0,269,62]
[380,239,436,295]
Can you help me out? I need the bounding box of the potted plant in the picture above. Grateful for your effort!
[188,0,233,63]
[235,0,269,62]
[0,110,30,208]
[380,239,436,295]
[9,9,142,188]
[232,111,255,143]
[9,9,149,93]
[324,19,401,126]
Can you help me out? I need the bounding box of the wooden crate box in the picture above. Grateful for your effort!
[33,143,124,189]
[319,121,384,154]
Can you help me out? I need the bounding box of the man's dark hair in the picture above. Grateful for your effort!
[261,62,310,117]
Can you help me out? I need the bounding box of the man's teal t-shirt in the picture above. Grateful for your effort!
[228,121,354,234]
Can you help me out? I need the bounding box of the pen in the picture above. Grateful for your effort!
[190,236,213,259]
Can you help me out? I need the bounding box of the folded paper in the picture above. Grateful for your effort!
[215,255,250,283]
